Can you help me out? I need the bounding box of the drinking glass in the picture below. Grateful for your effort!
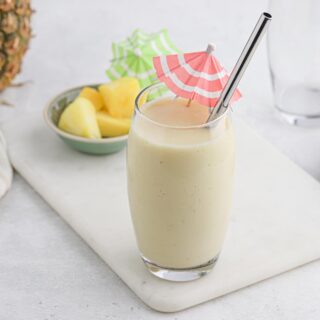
[127,83,235,281]
[268,0,320,126]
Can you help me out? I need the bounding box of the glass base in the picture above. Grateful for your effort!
[142,254,219,282]
[275,85,320,126]
[276,107,320,127]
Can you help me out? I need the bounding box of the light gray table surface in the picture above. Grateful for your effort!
[1,0,320,319]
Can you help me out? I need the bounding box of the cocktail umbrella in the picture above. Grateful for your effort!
[106,29,180,89]
[153,43,241,108]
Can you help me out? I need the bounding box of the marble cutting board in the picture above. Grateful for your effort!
[3,113,320,313]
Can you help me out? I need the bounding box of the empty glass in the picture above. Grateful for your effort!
[268,0,320,126]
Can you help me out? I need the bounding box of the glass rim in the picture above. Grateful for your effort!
[134,82,229,130]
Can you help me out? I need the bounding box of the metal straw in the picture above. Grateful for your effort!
[207,12,272,122]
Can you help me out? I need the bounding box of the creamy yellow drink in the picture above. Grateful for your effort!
[127,90,235,280]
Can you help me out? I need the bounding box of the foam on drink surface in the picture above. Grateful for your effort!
[142,97,210,126]
[134,97,227,146]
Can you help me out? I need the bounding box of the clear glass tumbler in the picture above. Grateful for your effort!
[268,0,320,126]
[127,83,235,281]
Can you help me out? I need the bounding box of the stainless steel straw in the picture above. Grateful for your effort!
[208,12,272,122]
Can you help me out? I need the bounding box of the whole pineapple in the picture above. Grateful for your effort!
[0,0,32,91]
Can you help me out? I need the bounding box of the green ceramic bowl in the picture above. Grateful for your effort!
[44,84,128,155]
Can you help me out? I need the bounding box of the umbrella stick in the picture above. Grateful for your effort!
[207,12,272,122]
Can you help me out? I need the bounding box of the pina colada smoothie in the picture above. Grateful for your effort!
[127,96,235,271]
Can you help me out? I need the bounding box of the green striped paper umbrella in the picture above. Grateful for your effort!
[106,29,180,92]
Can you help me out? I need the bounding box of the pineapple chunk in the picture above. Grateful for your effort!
[96,111,131,137]
[99,77,140,118]
[58,97,101,139]
[79,87,104,111]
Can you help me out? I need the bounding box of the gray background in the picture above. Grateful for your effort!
[1,0,320,319]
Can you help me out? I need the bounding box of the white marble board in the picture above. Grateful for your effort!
[3,113,320,312]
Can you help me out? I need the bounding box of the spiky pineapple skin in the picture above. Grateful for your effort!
[0,0,32,91]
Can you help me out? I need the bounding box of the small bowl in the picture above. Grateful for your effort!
[44,84,128,155]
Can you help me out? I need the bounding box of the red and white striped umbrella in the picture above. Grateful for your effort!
[153,44,241,107]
